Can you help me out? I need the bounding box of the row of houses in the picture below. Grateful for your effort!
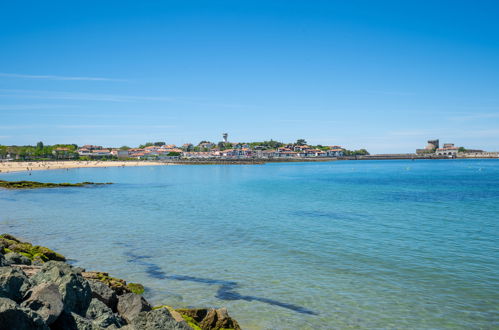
[180,145,344,159]
[77,144,345,160]
[77,144,182,160]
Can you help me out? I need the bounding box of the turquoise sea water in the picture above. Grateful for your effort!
[1,159,498,329]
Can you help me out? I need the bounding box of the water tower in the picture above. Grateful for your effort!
[223,133,228,143]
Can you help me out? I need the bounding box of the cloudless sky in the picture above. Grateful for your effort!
[1,0,498,153]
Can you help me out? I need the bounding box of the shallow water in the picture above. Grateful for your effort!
[1,160,498,329]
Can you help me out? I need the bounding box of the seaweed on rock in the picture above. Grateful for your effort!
[0,180,112,189]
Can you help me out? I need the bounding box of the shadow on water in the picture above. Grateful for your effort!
[116,244,317,316]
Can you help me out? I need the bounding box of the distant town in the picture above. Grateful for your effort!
[0,134,497,162]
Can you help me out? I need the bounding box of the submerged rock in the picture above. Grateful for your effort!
[88,279,119,312]
[130,308,192,330]
[30,261,91,315]
[21,282,64,325]
[0,266,31,302]
[86,298,124,328]
[117,293,152,323]
[0,297,49,330]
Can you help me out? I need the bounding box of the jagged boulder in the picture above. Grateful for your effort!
[30,261,91,315]
[50,311,97,330]
[0,266,31,302]
[0,297,49,329]
[4,251,32,265]
[0,253,6,266]
[117,293,151,323]
[131,308,192,330]
[21,282,64,325]
[88,279,118,312]
[86,298,124,328]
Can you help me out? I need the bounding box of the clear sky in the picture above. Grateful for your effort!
[1,0,498,153]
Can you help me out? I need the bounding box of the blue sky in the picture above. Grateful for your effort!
[1,0,498,153]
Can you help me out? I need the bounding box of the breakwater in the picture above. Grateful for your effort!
[0,234,240,330]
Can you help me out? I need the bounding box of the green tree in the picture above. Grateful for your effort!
[296,139,307,146]
[139,142,154,148]
[36,141,44,150]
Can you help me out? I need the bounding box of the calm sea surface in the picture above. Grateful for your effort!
[1,160,498,329]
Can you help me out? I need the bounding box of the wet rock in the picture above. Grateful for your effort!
[51,311,97,330]
[117,293,151,323]
[88,279,118,312]
[4,251,32,265]
[0,266,31,302]
[86,298,124,328]
[21,282,63,325]
[0,253,6,266]
[131,308,192,330]
[31,261,91,315]
[0,297,49,329]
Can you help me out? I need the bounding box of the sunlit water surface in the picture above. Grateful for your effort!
[1,160,498,329]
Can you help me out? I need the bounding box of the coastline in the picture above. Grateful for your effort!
[2,156,498,174]
[0,161,174,173]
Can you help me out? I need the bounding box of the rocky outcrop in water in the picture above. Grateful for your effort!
[0,234,241,329]
[0,180,113,190]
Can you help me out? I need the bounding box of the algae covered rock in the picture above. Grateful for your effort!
[177,307,241,330]
[0,180,113,190]
[5,251,32,265]
[0,266,32,302]
[0,234,66,262]
[117,292,152,323]
[31,261,91,316]
[85,271,131,296]
[0,297,49,330]
[21,282,64,325]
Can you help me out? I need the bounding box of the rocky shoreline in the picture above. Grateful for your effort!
[0,234,241,330]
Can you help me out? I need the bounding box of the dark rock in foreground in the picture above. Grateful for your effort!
[88,279,119,312]
[117,293,152,323]
[86,298,125,328]
[21,282,64,325]
[0,266,31,302]
[131,309,192,330]
[31,261,92,316]
[0,297,49,330]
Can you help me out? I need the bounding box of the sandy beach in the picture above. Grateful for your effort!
[0,161,172,173]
